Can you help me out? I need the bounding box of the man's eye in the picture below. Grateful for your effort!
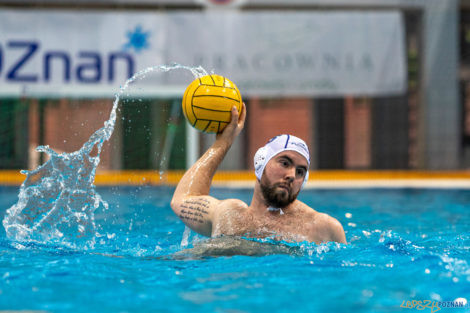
[297,169,306,176]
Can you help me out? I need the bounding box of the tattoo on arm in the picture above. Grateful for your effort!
[178,198,210,224]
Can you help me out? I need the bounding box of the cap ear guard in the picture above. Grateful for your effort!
[302,170,309,189]
[254,146,268,180]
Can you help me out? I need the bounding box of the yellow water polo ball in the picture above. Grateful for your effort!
[182,74,243,133]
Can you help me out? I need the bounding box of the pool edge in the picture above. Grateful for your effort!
[1,170,470,189]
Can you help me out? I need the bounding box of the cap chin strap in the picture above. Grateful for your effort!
[267,206,285,215]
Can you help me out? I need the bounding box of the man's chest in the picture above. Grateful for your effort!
[213,210,313,242]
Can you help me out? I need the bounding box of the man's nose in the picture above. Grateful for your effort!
[284,167,295,181]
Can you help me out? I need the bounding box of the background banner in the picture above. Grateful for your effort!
[0,9,406,97]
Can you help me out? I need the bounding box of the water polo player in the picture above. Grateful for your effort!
[170,104,346,244]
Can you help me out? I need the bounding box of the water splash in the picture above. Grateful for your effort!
[180,226,192,248]
[2,63,207,249]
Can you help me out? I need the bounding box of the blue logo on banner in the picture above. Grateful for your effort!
[123,25,151,53]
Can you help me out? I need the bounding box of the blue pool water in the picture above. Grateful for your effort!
[0,186,469,313]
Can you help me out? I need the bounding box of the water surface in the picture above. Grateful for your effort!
[1,186,468,313]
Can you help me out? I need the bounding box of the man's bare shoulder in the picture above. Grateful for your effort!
[314,213,347,244]
[292,200,320,218]
[214,199,249,218]
[315,212,342,228]
[294,201,347,244]
[294,201,336,222]
[219,198,249,209]
[211,199,251,237]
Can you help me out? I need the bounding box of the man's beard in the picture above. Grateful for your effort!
[260,178,299,209]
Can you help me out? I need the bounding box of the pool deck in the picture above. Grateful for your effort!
[1,170,470,188]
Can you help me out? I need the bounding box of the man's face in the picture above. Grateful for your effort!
[260,151,308,209]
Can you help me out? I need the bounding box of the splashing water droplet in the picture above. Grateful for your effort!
[2,63,207,249]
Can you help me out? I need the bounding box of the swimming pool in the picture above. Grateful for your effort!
[0,185,469,313]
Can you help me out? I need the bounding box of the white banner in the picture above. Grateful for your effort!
[0,9,406,97]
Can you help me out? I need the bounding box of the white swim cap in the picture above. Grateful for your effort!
[254,134,310,186]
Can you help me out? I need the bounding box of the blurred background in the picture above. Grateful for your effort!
[0,0,469,183]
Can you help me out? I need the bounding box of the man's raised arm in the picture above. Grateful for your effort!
[170,104,246,237]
